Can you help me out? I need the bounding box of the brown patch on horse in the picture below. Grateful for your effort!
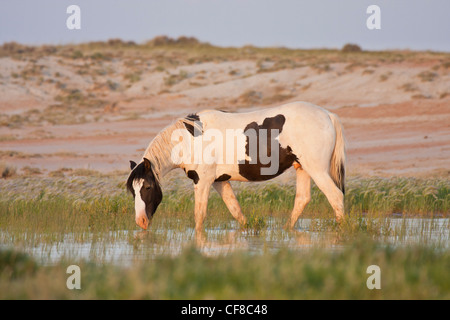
[238,114,297,181]
[187,170,200,184]
[184,113,203,137]
[215,174,231,182]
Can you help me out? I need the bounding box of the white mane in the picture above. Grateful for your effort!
[142,117,200,182]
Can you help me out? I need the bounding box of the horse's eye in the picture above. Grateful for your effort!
[145,186,151,190]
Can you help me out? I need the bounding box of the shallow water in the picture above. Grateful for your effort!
[1,217,448,266]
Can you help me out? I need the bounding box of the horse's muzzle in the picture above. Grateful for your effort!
[136,214,150,230]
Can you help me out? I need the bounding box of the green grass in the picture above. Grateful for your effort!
[0,239,448,299]
[0,175,448,235]
[0,175,448,299]
[0,175,447,257]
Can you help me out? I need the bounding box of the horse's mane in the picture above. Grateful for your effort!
[140,116,202,183]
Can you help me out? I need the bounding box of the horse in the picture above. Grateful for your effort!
[126,101,346,231]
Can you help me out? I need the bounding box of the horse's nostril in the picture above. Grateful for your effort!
[136,215,149,230]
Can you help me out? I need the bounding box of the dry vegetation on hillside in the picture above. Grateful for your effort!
[0,36,449,177]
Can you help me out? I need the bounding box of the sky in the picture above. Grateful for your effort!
[0,0,449,51]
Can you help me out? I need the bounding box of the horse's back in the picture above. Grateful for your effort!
[198,101,332,131]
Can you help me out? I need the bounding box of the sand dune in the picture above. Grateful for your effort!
[0,41,449,178]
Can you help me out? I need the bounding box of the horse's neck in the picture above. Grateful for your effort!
[142,148,178,182]
[154,157,178,180]
[142,121,184,181]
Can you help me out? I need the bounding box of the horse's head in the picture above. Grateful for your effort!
[126,158,162,230]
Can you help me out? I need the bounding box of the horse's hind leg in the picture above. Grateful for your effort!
[308,171,344,222]
[285,166,311,229]
[213,181,247,227]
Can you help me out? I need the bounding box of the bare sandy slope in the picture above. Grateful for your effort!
[0,46,449,179]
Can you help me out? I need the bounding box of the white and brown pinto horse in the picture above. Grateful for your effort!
[127,101,346,231]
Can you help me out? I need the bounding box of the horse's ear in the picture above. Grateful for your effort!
[130,160,137,170]
[143,158,152,171]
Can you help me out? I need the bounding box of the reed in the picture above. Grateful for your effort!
[0,175,448,236]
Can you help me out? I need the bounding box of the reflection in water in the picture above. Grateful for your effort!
[0,218,448,266]
[194,230,247,256]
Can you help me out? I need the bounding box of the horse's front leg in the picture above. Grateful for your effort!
[194,179,212,232]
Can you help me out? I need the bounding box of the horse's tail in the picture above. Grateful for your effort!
[328,112,346,195]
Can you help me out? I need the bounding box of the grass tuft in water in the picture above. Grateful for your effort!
[243,212,267,235]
